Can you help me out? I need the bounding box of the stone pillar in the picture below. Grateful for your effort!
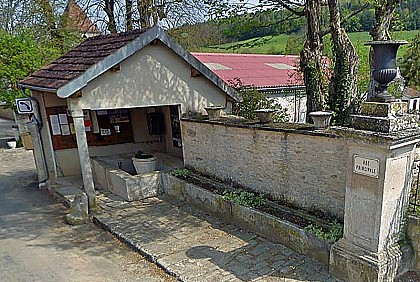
[25,120,49,187]
[68,99,96,209]
[330,130,420,281]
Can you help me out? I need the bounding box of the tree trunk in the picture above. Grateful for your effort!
[300,0,325,122]
[137,0,152,28]
[327,0,359,125]
[126,0,133,31]
[104,0,117,33]
[370,0,401,41]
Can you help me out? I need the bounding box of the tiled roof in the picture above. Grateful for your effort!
[19,27,241,101]
[19,29,147,91]
[192,53,303,88]
[66,1,100,35]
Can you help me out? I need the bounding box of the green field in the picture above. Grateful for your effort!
[201,30,418,58]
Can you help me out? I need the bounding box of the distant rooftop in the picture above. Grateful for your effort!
[192,53,303,88]
[64,1,101,36]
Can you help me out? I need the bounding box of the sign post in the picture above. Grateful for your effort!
[15,98,34,114]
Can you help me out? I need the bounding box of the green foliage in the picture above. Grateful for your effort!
[171,168,190,179]
[222,189,265,208]
[0,30,44,84]
[231,79,288,122]
[0,30,47,110]
[304,222,343,243]
[202,34,291,54]
[16,138,23,148]
[400,32,420,90]
[133,151,154,159]
[284,34,305,55]
[216,8,306,42]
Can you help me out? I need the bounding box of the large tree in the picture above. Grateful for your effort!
[326,0,360,124]
[370,0,401,40]
[214,0,366,123]
[82,0,213,33]
[0,0,83,109]
[400,32,420,90]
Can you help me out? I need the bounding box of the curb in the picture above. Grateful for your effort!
[92,215,180,280]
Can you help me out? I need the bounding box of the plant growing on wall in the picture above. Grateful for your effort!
[171,168,190,179]
[230,78,288,122]
[304,221,343,243]
[133,150,155,159]
[222,189,265,208]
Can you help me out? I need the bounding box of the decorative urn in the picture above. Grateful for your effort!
[365,40,407,102]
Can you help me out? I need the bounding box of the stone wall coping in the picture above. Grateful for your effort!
[181,117,420,148]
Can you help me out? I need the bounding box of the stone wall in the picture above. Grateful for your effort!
[181,119,348,219]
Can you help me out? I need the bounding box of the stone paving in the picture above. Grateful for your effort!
[93,190,341,282]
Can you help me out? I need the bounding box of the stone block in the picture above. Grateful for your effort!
[92,156,159,201]
[350,114,419,133]
[65,192,89,225]
[360,101,408,117]
[330,239,402,282]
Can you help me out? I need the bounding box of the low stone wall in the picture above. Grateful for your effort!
[160,173,331,265]
[91,157,158,201]
[181,119,348,219]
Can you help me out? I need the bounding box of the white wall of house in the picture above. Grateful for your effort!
[77,42,232,114]
[269,93,307,123]
[409,98,420,112]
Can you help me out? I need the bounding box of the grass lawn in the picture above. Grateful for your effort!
[201,30,418,58]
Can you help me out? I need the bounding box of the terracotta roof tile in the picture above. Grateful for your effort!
[20,29,147,91]
[66,1,100,35]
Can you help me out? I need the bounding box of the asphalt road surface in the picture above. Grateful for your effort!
[0,148,176,282]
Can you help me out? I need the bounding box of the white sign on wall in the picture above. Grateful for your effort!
[353,155,379,178]
[15,98,34,114]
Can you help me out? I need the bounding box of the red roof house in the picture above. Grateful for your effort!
[192,52,307,123]
[191,53,303,88]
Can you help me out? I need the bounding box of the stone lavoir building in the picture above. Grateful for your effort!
[18,26,239,205]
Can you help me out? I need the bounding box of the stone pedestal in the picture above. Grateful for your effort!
[350,101,418,133]
[330,127,420,281]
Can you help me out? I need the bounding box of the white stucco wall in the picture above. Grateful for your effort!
[77,42,231,114]
[269,93,307,123]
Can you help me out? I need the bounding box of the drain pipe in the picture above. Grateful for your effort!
[18,92,49,188]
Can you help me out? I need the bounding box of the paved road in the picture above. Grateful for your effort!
[0,148,176,282]
[0,117,15,148]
